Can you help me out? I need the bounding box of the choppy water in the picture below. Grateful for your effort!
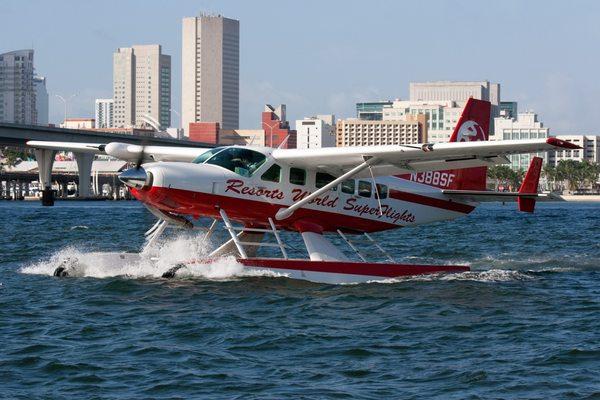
[0,201,599,399]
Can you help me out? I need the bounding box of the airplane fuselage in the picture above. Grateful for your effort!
[131,155,477,233]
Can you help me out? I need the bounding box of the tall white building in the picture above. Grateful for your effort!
[95,98,114,128]
[113,44,171,130]
[295,115,336,149]
[0,49,36,124]
[34,76,48,125]
[494,112,550,170]
[182,14,239,135]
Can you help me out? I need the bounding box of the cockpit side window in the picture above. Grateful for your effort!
[204,147,267,177]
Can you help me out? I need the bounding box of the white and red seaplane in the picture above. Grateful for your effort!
[28,99,579,283]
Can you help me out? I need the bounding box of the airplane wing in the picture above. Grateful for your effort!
[271,137,580,178]
[26,140,210,163]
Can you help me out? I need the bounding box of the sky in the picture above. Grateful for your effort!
[2,0,600,134]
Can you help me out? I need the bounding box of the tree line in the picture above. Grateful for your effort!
[488,160,600,192]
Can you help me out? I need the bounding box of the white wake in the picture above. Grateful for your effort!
[20,234,282,280]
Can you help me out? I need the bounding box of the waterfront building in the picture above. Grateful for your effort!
[336,114,427,147]
[33,76,48,126]
[0,49,36,124]
[410,80,501,137]
[494,112,550,170]
[356,101,393,121]
[551,135,600,164]
[60,118,95,129]
[182,14,239,135]
[382,100,463,143]
[95,99,114,129]
[295,115,336,149]
[113,44,171,130]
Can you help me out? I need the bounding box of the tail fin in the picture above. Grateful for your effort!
[443,98,491,190]
[517,156,543,213]
[396,98,491,189]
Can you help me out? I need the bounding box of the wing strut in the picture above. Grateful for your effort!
[275,156,379,220]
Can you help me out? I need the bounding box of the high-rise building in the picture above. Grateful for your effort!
[112,44,171,130]
[295,115,336,149]
[336,114,427,147]
[494,112,550,170]
[182,14,240,135]
[0,49,36,124]
[95,98,114,128]
[34,76,48,125]
[356,101,393,121]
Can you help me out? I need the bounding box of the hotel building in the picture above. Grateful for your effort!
[336,114,427,147]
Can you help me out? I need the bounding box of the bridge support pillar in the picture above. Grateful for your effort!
[74,152,94,198]
[34,148,56,206]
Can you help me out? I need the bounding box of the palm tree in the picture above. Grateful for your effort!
[543,164,557,191]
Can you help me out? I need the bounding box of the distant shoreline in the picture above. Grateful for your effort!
[559,194,600,202]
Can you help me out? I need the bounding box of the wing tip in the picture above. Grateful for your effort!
[546,137,582,149]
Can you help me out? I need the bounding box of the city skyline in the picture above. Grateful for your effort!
[2,0,600,133]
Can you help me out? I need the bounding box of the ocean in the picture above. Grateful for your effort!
[0,201,598,399]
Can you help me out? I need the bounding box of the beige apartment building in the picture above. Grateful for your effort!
[336,114,427,147]
[182,14,239,135]
[113,44,171,130]
[551,135,600,164]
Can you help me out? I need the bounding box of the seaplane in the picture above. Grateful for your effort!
[27,98,579,283]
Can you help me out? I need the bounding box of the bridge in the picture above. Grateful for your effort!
[0,123,215,205]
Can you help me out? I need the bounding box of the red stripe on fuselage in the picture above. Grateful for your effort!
[132,186,398,233]
[388,189,475,214]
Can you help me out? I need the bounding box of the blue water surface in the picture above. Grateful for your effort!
[0,200,598,399]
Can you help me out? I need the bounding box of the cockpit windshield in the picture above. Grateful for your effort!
[192,147,226,164]
[203,147,267,177]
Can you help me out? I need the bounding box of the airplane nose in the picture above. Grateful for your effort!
[119,167,153,189]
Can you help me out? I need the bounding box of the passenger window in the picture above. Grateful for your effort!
[261,164,281,183]
[375,184,388,199]
[315,172,337,189]
[341,179,355,194]
[358,180,372,198]
[289,168,306,185]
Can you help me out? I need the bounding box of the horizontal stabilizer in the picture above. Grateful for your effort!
[443,189,563,203]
